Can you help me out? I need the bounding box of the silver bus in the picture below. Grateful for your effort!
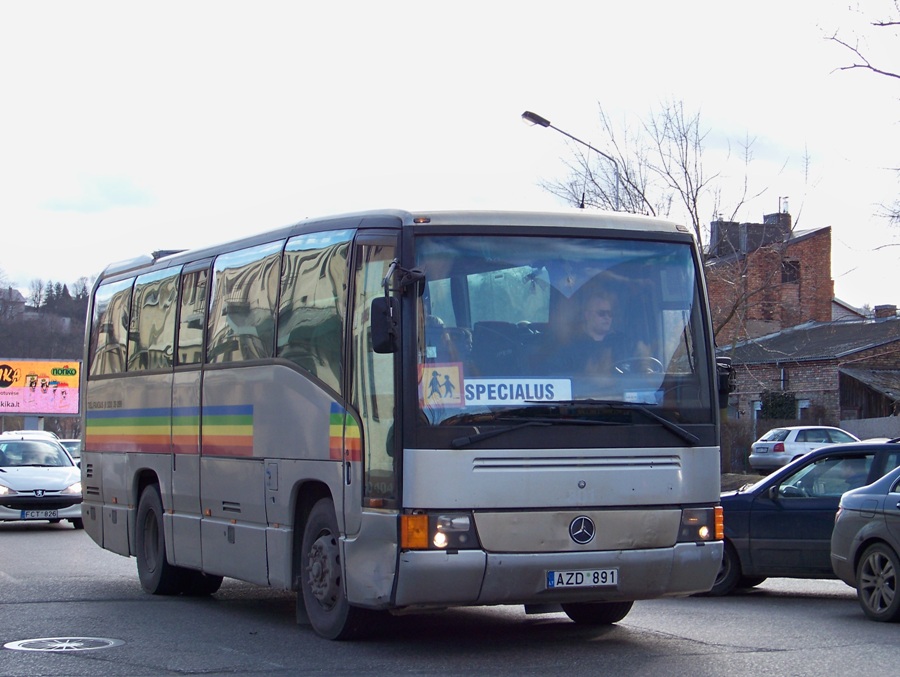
[81,209,726,639]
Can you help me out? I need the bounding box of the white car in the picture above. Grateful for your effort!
[748,425,860,471]
[0,429,59,440]
[0,435,83,529]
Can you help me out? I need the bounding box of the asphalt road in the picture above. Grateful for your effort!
[0,521,896,676]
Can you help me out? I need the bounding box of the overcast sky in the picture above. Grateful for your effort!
[1,1,898,310]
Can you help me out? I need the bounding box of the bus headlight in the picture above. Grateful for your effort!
[401,512,479,550]
[433,514,473,549]
[678,507,723,543]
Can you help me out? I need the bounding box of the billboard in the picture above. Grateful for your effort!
[0,359,81,416]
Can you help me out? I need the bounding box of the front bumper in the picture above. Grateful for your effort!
[393,541,723,607]
[0,496,83,522]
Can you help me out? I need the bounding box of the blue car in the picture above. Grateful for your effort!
[708,440,900,596]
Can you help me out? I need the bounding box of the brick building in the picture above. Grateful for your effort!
[706,211,900,447]
[722,317,900,434]
[705,211,834,345]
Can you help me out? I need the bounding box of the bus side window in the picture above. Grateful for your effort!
[277,230,353,393]
[177,267,209,366]
[127,268,180,371]
[352,240,398,504]
[88,278,134,377]
[207,241,283,364]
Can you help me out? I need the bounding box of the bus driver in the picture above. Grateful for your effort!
[554,290,649,375]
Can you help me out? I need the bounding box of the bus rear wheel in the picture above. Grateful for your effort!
[299,498,372,640]
[135,485,184,595]
[561,600,634,625]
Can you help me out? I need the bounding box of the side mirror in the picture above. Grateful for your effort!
[371,297,399,354]
[716,356,734,404]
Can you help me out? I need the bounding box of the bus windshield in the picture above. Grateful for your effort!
[415,233,713,427]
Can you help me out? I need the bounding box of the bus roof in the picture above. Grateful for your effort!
[97,208,692,280]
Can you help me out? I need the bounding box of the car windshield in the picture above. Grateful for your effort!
[760,429,790,442]
[414,233,713,426]
[0,440,73,467]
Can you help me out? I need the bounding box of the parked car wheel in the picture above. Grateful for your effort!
[856,542,900,622]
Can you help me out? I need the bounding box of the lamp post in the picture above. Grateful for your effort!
[522,110,620,211]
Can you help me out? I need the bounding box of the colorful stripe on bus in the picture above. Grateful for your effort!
[329,403,361,462]
[201,404,254,457]
[85,404,253,456]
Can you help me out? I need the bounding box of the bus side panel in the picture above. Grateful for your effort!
[169,455,202,569]
[263,458,345,590]
[342,510,399,608]
[80,449,104,547]
[170,369,202,569]
[200,365,340,585]
[103,452,132,556]
[81,450,132,557]
[199,457,269,584]
[84,375,174,557]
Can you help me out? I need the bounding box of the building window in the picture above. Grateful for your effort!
[782,259,800,283]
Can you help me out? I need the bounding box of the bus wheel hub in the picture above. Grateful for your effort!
[307,535,340,607]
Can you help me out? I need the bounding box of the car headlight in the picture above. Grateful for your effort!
[0,483,17,497]
[61,481,82,496]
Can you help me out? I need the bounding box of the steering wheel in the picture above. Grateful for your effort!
[613,356,664,375]
[779,484,808,498]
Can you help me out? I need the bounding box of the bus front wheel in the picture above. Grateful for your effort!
[135,485,183,595]
[561,600,634,625]
[299,498,372,640]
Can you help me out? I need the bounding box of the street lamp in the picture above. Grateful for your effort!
[521,110,620,211]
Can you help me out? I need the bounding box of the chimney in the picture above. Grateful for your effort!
[874,304,897,319]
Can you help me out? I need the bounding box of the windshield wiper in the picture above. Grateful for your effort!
[535,399,701,446]
[450,416,621,449]
[451,420,552,449]
[441,407,536,426]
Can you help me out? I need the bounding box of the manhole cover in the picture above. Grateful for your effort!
[3,637,124,652]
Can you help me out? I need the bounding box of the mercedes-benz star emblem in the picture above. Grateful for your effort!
[568,516,595,545]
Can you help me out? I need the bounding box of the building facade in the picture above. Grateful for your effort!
[705,212,834,345]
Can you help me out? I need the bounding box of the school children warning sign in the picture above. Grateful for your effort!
[0,359,81,416]
[420,363,465,407]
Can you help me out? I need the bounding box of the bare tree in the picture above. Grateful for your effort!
[829,1,900,81]
[828,0,900,224]
[28,279,45,309]
[541,101,799,342]
[542,100,768,250]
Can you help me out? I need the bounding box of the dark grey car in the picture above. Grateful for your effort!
[831,464,900,622]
